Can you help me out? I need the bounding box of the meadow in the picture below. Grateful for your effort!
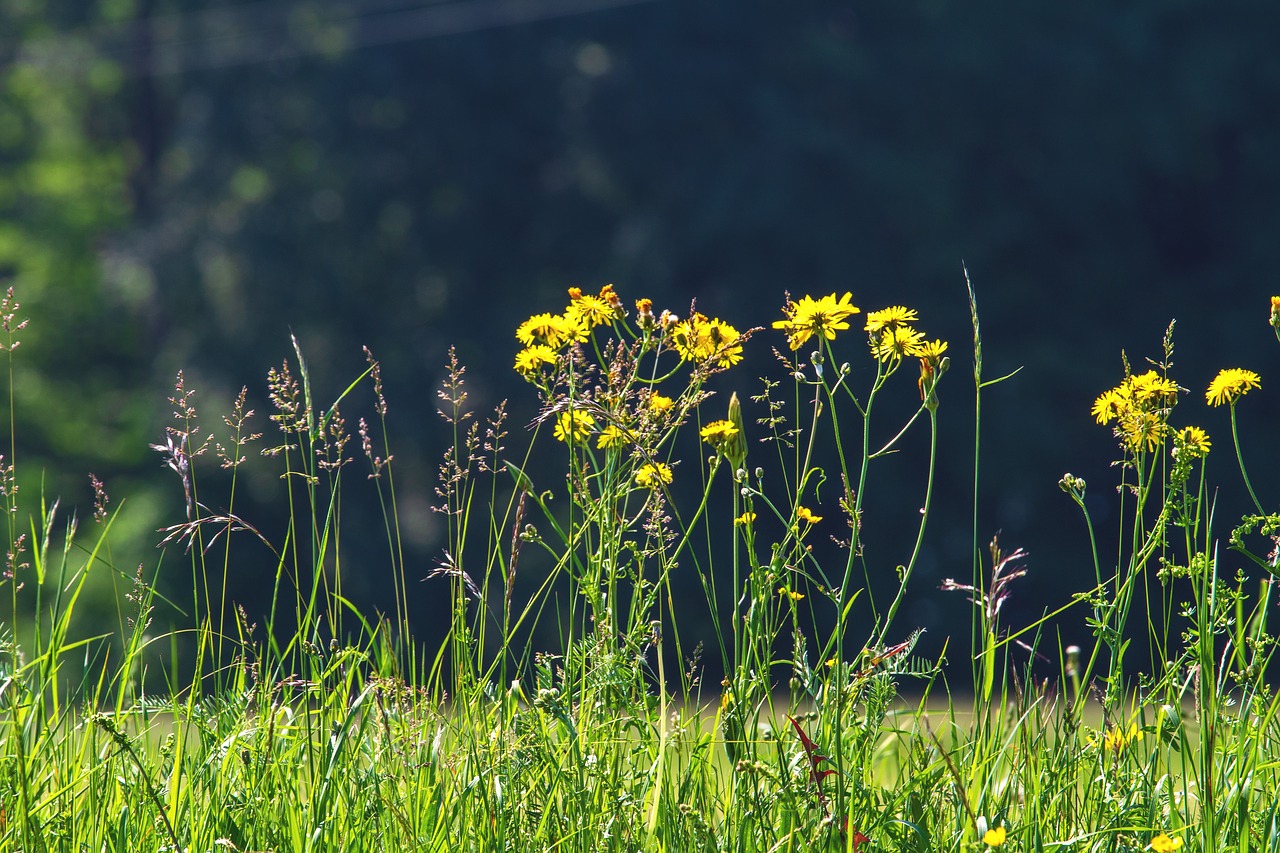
[1,284,1278,852]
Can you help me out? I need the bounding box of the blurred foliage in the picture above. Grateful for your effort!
[1,0,1277,677]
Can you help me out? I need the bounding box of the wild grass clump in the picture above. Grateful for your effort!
[0,285,1278,851]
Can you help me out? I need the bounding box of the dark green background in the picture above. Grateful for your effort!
[2,0,1277,680]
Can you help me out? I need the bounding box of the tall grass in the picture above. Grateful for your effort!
[0,285,1278,852]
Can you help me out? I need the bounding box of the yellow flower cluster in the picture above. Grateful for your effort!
[634,462,673,489]
[514,284,746,380]
[669,312,744,368]
[772,292,860,351]
[1091,370,1182,453]
[514,284,625,377]
[1151,832,1183,852]
[864,305,943,363]
[1205,367,1261,407]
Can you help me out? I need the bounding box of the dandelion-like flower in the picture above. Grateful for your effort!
[649,393,676,413]
[917,338,948,365]
[1097,721,1142,752]
[735,511,756,526]
[982,825,1007,847]
[634,462,673,489]
[1206,368,1261,406]
[566,291,614,328]
[870,325,926,362]
[700,419,739,448]
[863,305,918,334]
[772,292,860,351]
[514,345,557,377]
[1092,387,1129,425]
[795,506,823,524]
[1173,426,1211,460]
[1128,370,1180,407]
[516,312,572,348]
[636,297,655,328]
[1151,833,1183,852]
[1118,409,1169,453]
[596,424,629,450]
[553,409,596,443]
[671,313,744,367]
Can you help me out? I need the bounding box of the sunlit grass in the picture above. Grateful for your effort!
[0,284,1278,851]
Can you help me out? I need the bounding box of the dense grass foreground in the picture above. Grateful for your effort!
[1,286,1279,852]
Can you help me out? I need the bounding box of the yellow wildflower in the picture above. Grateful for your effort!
[1206,367,1261,406]
[1099,721,1142,752]
[863,305,918,334]
[514,345,557,377]
[636,297,655,328]
[700,419,740,447]
[870,325,926,362]
[982,825,1006,847]
[596,425,629,450]
[553,409,596,443]
[649,393,676,413]
[671,313,744,367]
[1118,409,1168,453]
[777,587,804,601]
[772,292,861,351]
[795,506,823,524]
[917,338,948,364]
[1128,370,1180,407]
[634,462,673,489]
[1091,387,1130,425]
[735,511,756,526]
[1173,426,1210,460]
[1270,295,1280,329]
[600,283,622,312]
[565,291,614,328]
[1151,833,1182,852]
[516,312,573,348]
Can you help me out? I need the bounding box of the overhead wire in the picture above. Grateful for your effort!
[7,0,658,78]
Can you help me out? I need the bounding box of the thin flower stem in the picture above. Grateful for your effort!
[1230,403,1265,515]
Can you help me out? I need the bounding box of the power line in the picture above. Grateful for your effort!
[10,0,658,78]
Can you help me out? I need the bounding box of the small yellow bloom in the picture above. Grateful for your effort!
[700,419,740,447]
[1092,387,1129,425]
[1099,721,1142,752]
[596,424,629,450]
[634,462,673,489]
[514,345,557,377]
[982,825,1006,846]
[772,292,861,351]
[671,313,744,367]
[1173,426,1211,460]
[917,338,948,363]
[777,587,804,601]
[1270,295,1280,329]
[1118,409,1169,453]
[636,297,655,327]
[553,409,596,443]
[863,305,918,334]
[795,506,823,524]
[649,393,676,413]
[516,312,572,347]
[565,292,614,328]
[1128,370,1180,407]
[870,325,926,362]
[735,511,756,526]
[1151,832,1183,852]
[1206,367,1261,406]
